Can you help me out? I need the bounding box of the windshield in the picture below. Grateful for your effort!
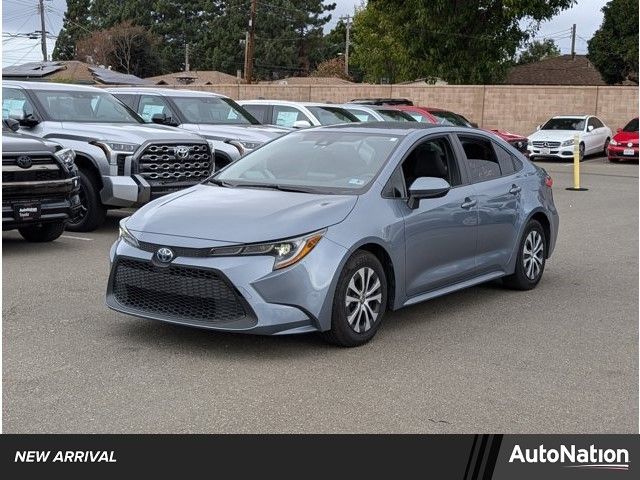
[172,96,260,125]
[306,106,360,125]
[378,109,416,122]
[430,110,470,127]
[541,118,585,131]
[623,118,639,132]
[215,130,402,194]
[32,90,142,123]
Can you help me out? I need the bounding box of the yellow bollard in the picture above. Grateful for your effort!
[566,133,588,191]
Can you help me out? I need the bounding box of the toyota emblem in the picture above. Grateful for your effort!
[156,247,174,263]
[174,146,190,160]
[16,155,32,169]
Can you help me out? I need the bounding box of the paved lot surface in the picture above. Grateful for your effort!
[3,155,638,433]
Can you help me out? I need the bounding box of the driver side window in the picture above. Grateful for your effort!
[138,95,176,123]
[400,137,460,193]
[2,88,35,120]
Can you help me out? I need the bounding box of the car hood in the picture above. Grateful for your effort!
[528,129,581,141]
[613,130,639,143]
[185,124,291,143]
[57,122,205,144]
[126,183,358,243]
[2,131,59,153]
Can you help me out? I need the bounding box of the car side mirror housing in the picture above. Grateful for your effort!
[151,112,175,125]
[292,120,311,129]
[587,125,594,132]
[470,121,479,128]
[617,127,622,133]
[13,112,39,128]
[3,118,20,132]
[407,177,451,209]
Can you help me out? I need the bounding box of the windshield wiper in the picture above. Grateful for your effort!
[233,183,320,193]
[208,178,235,188]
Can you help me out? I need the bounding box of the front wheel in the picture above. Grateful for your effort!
[18,222,65,242]
[321,251,388,347]
[603,137,610,155]
[503,219,546,290]
[66,169,106,232]
[579,142,585,161]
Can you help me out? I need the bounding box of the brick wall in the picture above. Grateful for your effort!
[120,83,639,136]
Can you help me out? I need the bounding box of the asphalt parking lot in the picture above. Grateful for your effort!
[3,155,638,433]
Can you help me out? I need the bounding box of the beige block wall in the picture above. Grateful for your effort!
[108,83,639,136]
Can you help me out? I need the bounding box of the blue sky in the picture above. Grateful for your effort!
[2,0,608,69]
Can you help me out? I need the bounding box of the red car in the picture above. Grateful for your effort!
[608,117,638,162]
[395,105,529,154]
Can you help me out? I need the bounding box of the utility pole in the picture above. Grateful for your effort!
[38,0,47,61]
[185,43,190,71]
[244,0,257,84]
[340,15,352,77]
[570,23,576,60]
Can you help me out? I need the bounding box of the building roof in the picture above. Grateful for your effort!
[2,60,148,85]
[262,76,353,85]
[147,70,243,85]
[504,55,606,86]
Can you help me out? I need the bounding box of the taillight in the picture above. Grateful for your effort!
[545,176,553,188]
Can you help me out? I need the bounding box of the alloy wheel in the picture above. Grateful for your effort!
[345,267,382,333]
[523,230,544,280]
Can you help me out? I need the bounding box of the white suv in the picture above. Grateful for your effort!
[527,115,612,161]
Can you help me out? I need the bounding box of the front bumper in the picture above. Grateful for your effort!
[527,145,576,159]
[100,175,203,207]
[106,232,348,335]
[608,145,639,161]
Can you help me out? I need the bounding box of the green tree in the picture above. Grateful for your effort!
[588,0,639,84]
[352,0,577,84]
[517,39,560,65]
[52,0,91,60]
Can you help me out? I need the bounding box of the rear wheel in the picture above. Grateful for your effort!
[18,222,65,242]
[322,251,388,347]
[66,168,106,232]
[503,220,546,290]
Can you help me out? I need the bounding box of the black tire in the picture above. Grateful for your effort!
[18,222,65,242]
[603,137,610,156]
[579,142,585,161]
[503,219,546,290]
[66,168,106,232]
[321,251,388,347]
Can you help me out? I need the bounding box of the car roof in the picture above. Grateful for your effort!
[106,87,228,99]
[340,104,401,112]
[551,115,591,119]
[312,122,461,135]
[3,80,105,92]
[238,99,348,108]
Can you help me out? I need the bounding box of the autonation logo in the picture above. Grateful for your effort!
[509,444,630,471]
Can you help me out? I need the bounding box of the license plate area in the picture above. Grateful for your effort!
[623,148,635,156]
[13,202,41,221]
[540,147,551,155]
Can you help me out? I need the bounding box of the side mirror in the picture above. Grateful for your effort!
[3,118,20,132]
[13,112,39,128]
[151,112,170,124]
[617,128,622,133]
[470,122,479,128]
[407,177,451,209]
[536,124,541,131]
[292,120,312,129]
[587,125,594,132]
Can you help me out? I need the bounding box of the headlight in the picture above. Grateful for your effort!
[209,229,325,270]
[92,141,140,153]
[54,148,76,167]
[119,219,139,248]
[237,141,263,150]
[609,139,618,146]
[560,139,574,147]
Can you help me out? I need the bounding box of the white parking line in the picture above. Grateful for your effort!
[61,235,93,241]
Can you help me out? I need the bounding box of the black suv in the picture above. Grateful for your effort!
[2,119,81,241]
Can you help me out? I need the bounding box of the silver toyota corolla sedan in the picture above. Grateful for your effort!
[106,123,559,347]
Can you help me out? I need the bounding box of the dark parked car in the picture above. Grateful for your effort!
[2,119,81,241]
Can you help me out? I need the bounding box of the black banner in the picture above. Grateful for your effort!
[0,434,637,478]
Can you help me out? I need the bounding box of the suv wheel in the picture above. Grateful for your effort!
[322,251,387,347]
[18,222,65,242]
[503,219,546,290]
[66,169,106,232]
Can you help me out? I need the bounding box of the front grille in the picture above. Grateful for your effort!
[137,241,212,258]
[532,141,561,148]
[137,143,212,185]
[2,154,63,183]
[112,259,248,323]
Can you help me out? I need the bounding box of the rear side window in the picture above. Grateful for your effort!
[458,135,502,182]
[493,144,515,175]
[243,104,268,123]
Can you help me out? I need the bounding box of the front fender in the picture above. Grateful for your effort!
[41,136,108,175]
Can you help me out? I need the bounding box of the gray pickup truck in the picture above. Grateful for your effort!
[107,87,290,168]
[3,81,214,231]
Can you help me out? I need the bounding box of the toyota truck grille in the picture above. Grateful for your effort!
[2,154,64,183]
[111,258,251,324]
[137,143,212,191]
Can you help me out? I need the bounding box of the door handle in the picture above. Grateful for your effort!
[509,184,521,195]
[461,198,477,209]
